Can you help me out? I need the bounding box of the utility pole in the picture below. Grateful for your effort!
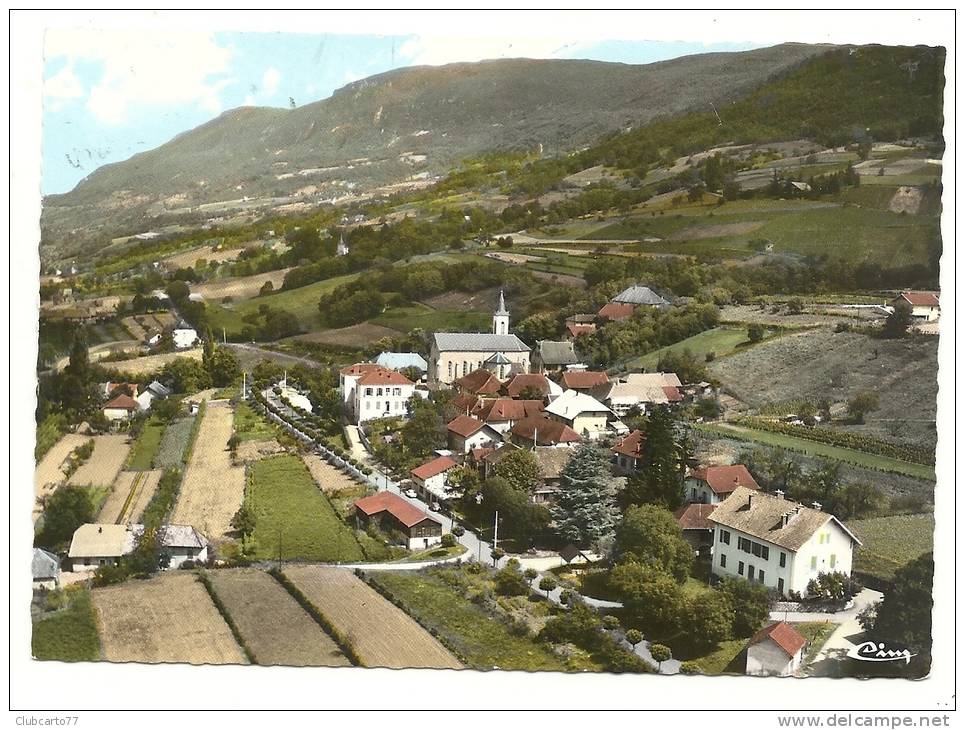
[222,327,226,344]
[241,371,247,400]
[493,510,499,552]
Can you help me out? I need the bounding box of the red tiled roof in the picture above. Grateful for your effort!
[510,416,582,446]
[896,291,940,307]
[566,323,596,338]
[503,373,551,398]
[663,385,684,402]
[674,503,718,530]
[470,447,495,463]
[454,368,503,395]
[597,302,635,321]
[410,455,458,481]
[688,464,760,495]
[446,414,488,438]
[612,429,646,459]
[749,621,807,658]
[477,397,544,422]
[356,367,413,386]
[104,394,138,410]
[341,362,382,376]
[451,392,482,415]
[561,371,610,390]
[354,491,439,529]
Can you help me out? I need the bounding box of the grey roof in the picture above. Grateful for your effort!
[538,340,580,366]
[494,289,509,316]
[708,487,861,552]
[158,524,208,550]
[484,352,512,365]
[32,548,60,580]
[375,352,429,371]
[147,380,172,397]
[612,285,670,307]
[433,332,530,353]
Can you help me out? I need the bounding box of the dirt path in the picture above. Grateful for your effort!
[171,401,245,543]
[98,470,162,524]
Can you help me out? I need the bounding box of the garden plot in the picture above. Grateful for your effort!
[98,470,162,524]
[235,439,285,463]
[68,435,130,488]
[206,569,351,667]
[159,244,245,270]
[171,401,245,543]
[34,433,90,518]
[92,572,246,665]
[100,348,203,376]
[290,323,399,348]
[284,566,461,670]
[154,416,196,468]
[192,268,293,302]
[301,453,361,493]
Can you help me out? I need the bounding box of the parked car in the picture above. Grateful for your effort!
[403,488,418,499]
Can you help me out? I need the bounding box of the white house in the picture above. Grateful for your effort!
[157,524,209,568]
[544,389,615,439]
[136,380,172,411]
[172,322,199,349]
[68,523,139,571]
[891,291,940,321]
[410,455,459,502]
[746,621,808,677]
[32,548,60,591]
[428,292,531,385]
[708,487,862,597]
[103,393,139,423]
[686,464,760,504]
[446,414,501,454]
[340,365,416,424]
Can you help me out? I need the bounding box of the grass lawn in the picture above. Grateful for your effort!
[31,587,101,661]
[372,303,490,333]
[233,402,278,442]
[849,513,934,582]
[678,638,748,675]
[795,621,838,666]
[695,422,936,481]
[625,327,760,371]
[402,544,468,562]
[246,455,364,562]
[127,418,165,470]
[35,414,68,461]
[366,570,569,671]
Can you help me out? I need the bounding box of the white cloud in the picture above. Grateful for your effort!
[43,63,84,111]
[399,34,585,66]
[242,94,257,107]
[261,67,281,97]
[44,29,234,124]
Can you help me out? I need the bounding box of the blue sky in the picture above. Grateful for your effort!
[42,31,763,194]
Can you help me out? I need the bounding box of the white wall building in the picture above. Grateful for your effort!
[340,364,416,424]
[708,487,861,597]
[746,621,808,677]
[544,389,615,439]
[686,464,760,504]
[172,322,199,349]
[891,291,940,321]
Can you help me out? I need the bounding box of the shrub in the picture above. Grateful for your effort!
[679,660,702,675]
[440,533,457,548]
[494,565,530,597]
[451,525,465,537]
[602,615,621,631]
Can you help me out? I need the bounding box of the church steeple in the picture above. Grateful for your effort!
[493,289,510,335]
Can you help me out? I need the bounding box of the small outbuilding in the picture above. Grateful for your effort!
[354,492,444,550]
[746,621,808,677]
[32,548,61,591]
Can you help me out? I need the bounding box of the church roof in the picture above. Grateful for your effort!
[432,332,530,353]
[494,289,509,316]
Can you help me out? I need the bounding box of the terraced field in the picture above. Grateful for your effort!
[98,470,162,524]
[284,566,461,670]
[100,348,203,375]
[205,569,351,667]
[68,435,130,488]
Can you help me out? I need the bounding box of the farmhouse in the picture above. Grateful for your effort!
[32,548,61,591]
[544,389,619,439]
[598,284,670,321]
[135,380,172,411]
[746,621,808,677]
[475,398,545,433]
[410,455,459,503]
[340,364,416,424]
[891,291,940,321]
[446,414,501,454]
[533,340,582,374]
[708,487,861,597]
[157,524,209,568]
[428,291,530,385]
[354,492,444,550]
[687,464,760,504]
[510,415,582,448]
[103,393,138,423]
[68,523,138,571]
[612,429,646,474]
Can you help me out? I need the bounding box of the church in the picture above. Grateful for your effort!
[428,290,531,386]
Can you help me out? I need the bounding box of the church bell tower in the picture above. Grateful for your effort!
[492,290,510,335]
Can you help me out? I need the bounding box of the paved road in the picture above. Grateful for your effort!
[227,342,326,369]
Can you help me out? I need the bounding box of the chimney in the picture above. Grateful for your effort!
[97,526,103,534]
[746,494,754,510]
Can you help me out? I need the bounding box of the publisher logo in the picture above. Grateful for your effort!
[846,640,917,664]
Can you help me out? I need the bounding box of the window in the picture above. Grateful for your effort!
[719,554,727,568]
[365,388,373,396]
[738,561,744,576]
[759,571,765,584]
[779,552,786,568]
[463,361,468,376]
[448,362,453,380]
[810,556,817,570]
[393,388,401,396]
[778,578,785,593]
[719,529,730,545]
[376,388,383,396]
[830,554,836,569]
[747,565,754,581]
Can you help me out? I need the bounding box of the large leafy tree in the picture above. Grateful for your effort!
[494,448,541,494]
[35,487,95,551]
[401,398,446,459]
[872,552,933,654]
[550,442,619,549]
[717,578,772,637]
[204,346,240,387]
[612,504,693,583]
[609,562,686,632]
[620,406,687,510]
[684,592,734,648]
[479,477,550,545]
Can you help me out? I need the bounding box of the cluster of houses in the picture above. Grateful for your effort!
[100,379,172,425]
